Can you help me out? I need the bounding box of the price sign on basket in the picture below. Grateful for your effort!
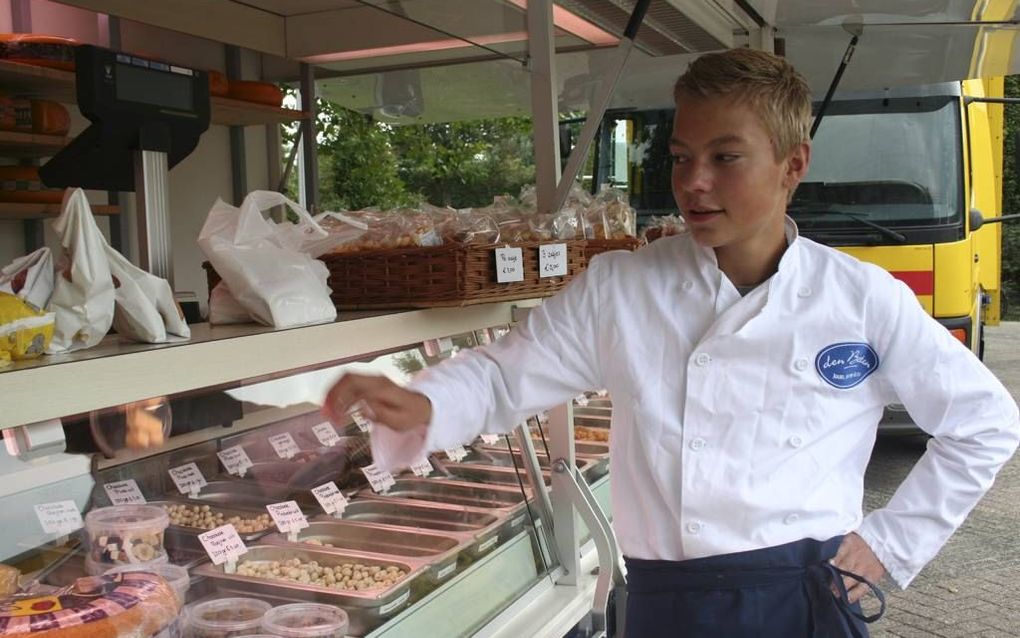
[539,243,568,278]
[311,481,349,517]
[410,457,433,477]
[444,446,468,462]
[480,434,500,445]
[495,247,524,283]
[103,479,147,506]
[199,523,248,567]
[311,422,341,447]
[266,501,309,535]
[268,432,300,459]
[361,464,396,493]
[217,445,253,477]
[34,501,83,535]
[169,463,207,497]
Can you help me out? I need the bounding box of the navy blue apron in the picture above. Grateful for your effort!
[623,536,884,637]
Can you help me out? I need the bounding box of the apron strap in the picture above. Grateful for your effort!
[808,562,886,637]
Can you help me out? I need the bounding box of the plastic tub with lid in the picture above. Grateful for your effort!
[185,597,273,638]
[84,504,169,569]
[260,603,349,638]
[103,562,190,604]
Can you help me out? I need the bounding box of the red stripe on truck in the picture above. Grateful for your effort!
[890,270,934,296]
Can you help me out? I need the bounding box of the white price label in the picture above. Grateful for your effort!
[169,463,207,496]
[480,434,500,445]
[311,482,349,516]
[103,479,146,506]
[596,389,609,398]
[311,422,342,447]
[268,432,301,459]
[34,501,83,535]
[410,457,433,477]
[444,446,468,462]
[539,243,568,278]
[495,247,524,283]
[198,524,248,566]
[217,445,253,477]
[266,500,309,534]
[361,464,396,493]
[574,394,590,407]
[350,410,371,433]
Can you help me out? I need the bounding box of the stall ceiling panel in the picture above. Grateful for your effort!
[556,0,731,54]
[230,0,362,17]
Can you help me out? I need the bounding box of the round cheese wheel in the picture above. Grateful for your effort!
[0,166,63,204]
[0,571,179,637]
[226,80,284,107]
[0,35,78,71]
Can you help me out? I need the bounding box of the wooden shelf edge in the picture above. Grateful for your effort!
[0,203,121,220]
[211,96,310,126]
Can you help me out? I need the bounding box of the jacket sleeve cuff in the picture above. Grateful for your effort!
[856,522,913,589]
[367,376,454,472]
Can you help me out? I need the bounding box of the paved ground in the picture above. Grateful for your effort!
[865,322,1020,637]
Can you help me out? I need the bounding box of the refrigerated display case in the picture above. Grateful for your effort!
[0,301,619,637]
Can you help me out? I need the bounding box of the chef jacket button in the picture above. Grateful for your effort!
[689,437,706,451]
[682,280,694,291]
[686,521,703,534]
[784,513,800,525]
[694,352,711,366]
[794,358,809,371]
[797,286,812,298]
[788,435,804,448]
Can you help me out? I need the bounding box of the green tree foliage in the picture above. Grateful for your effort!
[1003,76,1020,319]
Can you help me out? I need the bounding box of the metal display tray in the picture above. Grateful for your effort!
[438,462,552,488]
[262,519,470,586]
[338,497,512,559]
[193,544,425,636]
[149,498,275,544]
[472,448,608,483]
[184,479,319,512]
[502,437,611,458]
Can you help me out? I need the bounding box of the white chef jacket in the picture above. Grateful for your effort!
[371,220,1020,588]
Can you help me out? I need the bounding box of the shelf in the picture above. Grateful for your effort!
[0,130,68,157]
[0,60,306,127]
[0,299,542,428]
[0,203,120,220]
[0,60,75,103]
[211,96,309,126]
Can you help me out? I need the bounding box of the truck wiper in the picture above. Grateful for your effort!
[787,207,908,243]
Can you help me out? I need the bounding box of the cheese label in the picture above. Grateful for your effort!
[217,445,253,477]
[103,479,146,506]
[268,432,300,459]
[199,524,248,565]
[311,422,342,447]
[267,501,309,534]
[312,481,349,516]
[35,501,83,535]
[169,463,207,496]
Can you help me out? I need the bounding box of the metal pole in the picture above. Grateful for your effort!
[526,0,561,214]
[547,401,580,584]
[226,46,248,205]
[299,63,319,211]
[134,150,173,284]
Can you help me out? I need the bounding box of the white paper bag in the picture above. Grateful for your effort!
[0,247,54,311]
[46,189,115,352]
[105,243,191,343]
[198,191,354,328]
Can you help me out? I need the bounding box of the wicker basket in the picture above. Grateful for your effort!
[582,237,643,265]
[203,240,587,311]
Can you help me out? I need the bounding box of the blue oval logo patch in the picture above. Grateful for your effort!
[815,342,879,389]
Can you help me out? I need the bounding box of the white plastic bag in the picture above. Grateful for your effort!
[207,280,252,325]
[46,189,115,352]
[105,243,191,343]
[0,247,54,311]
[198,191,353,328]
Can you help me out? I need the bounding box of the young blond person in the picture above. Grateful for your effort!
[324,49,1019,637]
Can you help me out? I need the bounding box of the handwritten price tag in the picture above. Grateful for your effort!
[312,482,349,516]
[217,445,253,477]
[539,243,568,278]
[312,422,341,447]
[444,446,468,462]
[267,501,309,534]
[495,247,524,283]
[35,501,83,535]
[169,463,207,496]
[410,457,433,477]
[480,434,500,445]
[361,464,396,493]
[349,409,371,433]
[199,524,248,566]
[574,394,590,407]
[103,479,146,506]
[268,433,300,459]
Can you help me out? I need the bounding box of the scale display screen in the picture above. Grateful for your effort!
[115,62,194,112]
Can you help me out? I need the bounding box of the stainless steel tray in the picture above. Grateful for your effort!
[337,497,508,559]
[366,478,529,512]
[475,448,608,483]
[263,519,469,586]
[150,499,275,543]
[439,462,552,488]
[496,438,611,460]
[193,544,424,636]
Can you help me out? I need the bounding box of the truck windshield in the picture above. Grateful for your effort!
[793,95,963,230]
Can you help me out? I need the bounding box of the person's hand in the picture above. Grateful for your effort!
[124,397,168,450]
[831,532,887,604]
[322,373,432,432]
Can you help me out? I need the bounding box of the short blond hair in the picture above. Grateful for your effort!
[674,48,811,159]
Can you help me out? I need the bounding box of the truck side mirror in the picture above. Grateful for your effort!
[970,208,985,231]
